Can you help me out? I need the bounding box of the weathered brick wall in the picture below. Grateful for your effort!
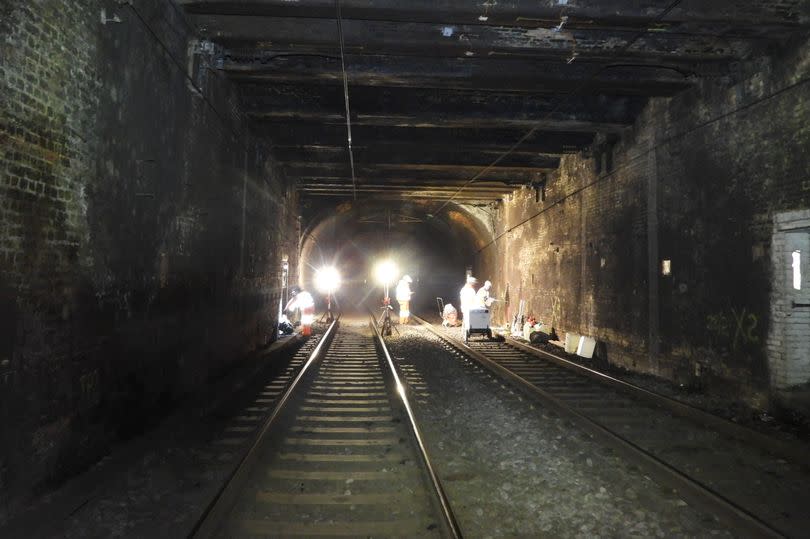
[0,0,294,517]
[480,35,810,409]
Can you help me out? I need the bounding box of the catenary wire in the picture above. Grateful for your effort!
[107,2,291,207]
[476,72,810,253]
[121,2,243,142]
[335,0,359,200]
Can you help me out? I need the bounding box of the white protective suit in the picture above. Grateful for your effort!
[395,277,413,323]
[476,280,493,308]
[286,290,315,335]
[459,278,477,331]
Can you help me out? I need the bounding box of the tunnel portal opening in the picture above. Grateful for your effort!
[299,202,490,318]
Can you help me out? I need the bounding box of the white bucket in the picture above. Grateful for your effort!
[576,336,597,359]
[564,333,580,353]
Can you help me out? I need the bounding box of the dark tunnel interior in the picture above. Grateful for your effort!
[2,0,810,535]
[299,201,486,315]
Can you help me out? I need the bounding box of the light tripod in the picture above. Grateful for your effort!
[377,296,398,336]
[377,280,399,336]
[318,292,337,323]
[373,260,399,337]
[314,265,341,324]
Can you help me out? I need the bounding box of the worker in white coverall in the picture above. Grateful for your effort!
[395,275,413,324]
[285,287,315,336]
[459,276,478,333]
[476,280,494,308]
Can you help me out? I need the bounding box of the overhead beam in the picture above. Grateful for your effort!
[284,166,548,184]
[276,148,560,170]
[282,159,557,175]
[273,144,570,160]
[273,148,561,168]
[296,180,515,193]
[179,1,809,30]
[298,176,524,188]
[299,188,505,201]
[254,113,626,133]
[241,84,638,133]
[293,173,540,185]
[189,15,756,62]
[258,125,595,153]
[239,84,644,127]
[221,53,699,96]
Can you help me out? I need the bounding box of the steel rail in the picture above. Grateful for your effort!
[502,335,810,466]
[412,315,783,539]
[370,314,464,539]
[190,319,340,538]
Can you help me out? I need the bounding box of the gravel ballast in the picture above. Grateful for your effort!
[388,325,733,538]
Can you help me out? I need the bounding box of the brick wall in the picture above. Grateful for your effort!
[480,35,810,409]
[0,0,295,518]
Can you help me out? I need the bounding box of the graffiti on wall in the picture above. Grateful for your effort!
[551,295,563,327]
[706,307,760,352]
[79,369,101,407]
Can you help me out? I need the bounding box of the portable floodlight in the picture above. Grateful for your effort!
[373,260,399,288]
[372,259,399,336]
[314,265,341,323]
[314,265,341,294]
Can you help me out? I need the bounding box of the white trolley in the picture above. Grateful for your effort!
[464,308,492,342]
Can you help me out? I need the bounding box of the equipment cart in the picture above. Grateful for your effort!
[464,308,492,342]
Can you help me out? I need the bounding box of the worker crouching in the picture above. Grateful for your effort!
[442,303,459,327]
[285,287,315,336]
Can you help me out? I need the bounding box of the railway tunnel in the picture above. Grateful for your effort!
[2,0,810,536]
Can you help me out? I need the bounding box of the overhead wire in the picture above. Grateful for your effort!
[335,0,358,200]
[430,0,685,216]
[477,71,810,253]
[115,1,291,207]
[122,2,243,142]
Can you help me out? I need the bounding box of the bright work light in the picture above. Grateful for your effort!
[314,266,341,294]
[373,259,398,336]
[373,260,399,287]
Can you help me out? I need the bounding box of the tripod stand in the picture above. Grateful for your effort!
[377,297,399,336]
[318,292,337,323]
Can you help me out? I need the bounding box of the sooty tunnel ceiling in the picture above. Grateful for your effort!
[178,0,809,203]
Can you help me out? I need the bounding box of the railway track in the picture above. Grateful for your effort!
[192,316,460,538]
[414,316,810,539]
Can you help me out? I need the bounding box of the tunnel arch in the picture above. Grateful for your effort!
[298,200,494,315]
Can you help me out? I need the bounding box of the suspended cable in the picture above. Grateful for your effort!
[431,0,684,216]
[476,72,810,253]
[335,0,358,200]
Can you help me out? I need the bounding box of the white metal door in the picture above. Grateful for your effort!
[782,230,810,387]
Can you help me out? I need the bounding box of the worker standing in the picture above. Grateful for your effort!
[476,280,494,308]
[285,287,315,336]
[395,275,413,324]
[459,276,477,331]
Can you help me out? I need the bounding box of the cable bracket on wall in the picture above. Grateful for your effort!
[100,8,122,25]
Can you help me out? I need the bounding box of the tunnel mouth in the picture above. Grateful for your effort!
[299,201,491,316]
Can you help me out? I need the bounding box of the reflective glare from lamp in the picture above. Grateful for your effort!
[373,260,399,286]
[315,266,341,294]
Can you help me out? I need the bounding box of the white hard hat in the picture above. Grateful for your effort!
[403,275,412,283]
[484,280,492,288]
[466,275,477,284]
